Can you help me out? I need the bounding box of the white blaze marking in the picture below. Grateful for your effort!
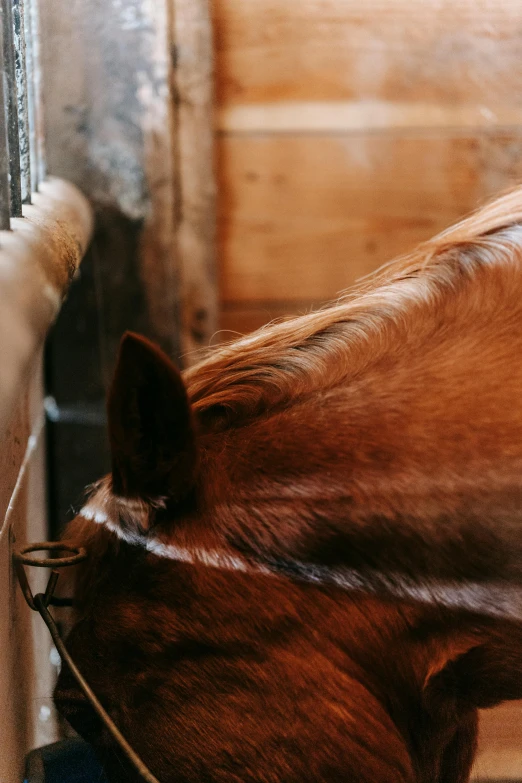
[80,504,109,525]
[78,503,522,621]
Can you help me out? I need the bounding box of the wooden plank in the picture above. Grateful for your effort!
[218,101,522,135]
[213,0,522,115]
[219,301,314,337]
[473,702,522,780]
[172,0,218,361]
[218,132,522,303]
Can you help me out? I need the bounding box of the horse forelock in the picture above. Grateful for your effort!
[184,187,522,428]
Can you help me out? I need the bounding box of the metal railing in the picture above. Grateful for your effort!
[0,0,45,229]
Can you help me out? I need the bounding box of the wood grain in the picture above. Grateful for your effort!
[473,702,522,780]
[218,132,522,305]
[172,0,218,361]
[214,0,522,336]
[219,301,314,337]
[218,101,522,134]
[212,0,522,111]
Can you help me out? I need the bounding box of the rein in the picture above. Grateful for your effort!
[14,542,161,783]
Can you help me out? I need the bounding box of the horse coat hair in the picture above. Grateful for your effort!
[56,187,522,782]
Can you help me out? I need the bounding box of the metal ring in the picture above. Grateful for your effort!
[13,541,87,568]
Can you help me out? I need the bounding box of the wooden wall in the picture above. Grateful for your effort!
[212,2,522,777]
[213,0,522,336]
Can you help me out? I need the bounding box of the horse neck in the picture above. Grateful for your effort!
[196,287,522,614]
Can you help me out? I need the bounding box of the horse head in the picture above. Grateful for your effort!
[55,188,522,781]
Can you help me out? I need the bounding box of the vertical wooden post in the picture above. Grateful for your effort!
[172,0,217,361]
[138,0,217,364]
[40,0,216,365]
[39,0,217,525]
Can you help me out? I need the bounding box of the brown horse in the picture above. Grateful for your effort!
[56,188,522,782]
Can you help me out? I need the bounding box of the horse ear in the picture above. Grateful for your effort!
[446,625,522,709]
[425,623,522,711]
[107,332,197,504]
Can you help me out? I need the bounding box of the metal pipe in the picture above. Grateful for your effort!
[26,0,44,183]
[1,0,22,216]
[24,0,37,193]
[0,3,11,228]
[13,0,31,203]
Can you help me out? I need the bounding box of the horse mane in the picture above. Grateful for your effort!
[184,187,522,426]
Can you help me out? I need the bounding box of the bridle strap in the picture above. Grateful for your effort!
[14,543,161,783]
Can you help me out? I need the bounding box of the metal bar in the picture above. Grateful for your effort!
[1,0,21,216]
[23,0,36,192]
[0,4,11,228]
[26,0,43,183]
[13,0,31,202]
